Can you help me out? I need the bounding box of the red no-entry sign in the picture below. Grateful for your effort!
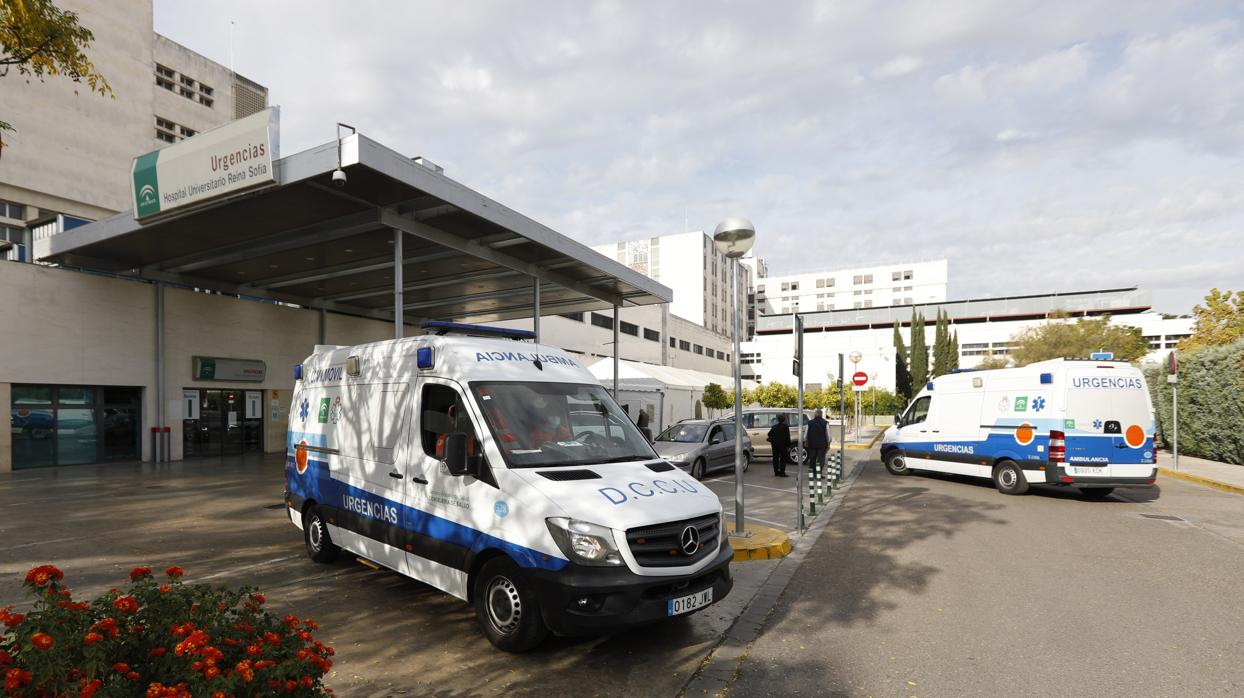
[852,371,868,386]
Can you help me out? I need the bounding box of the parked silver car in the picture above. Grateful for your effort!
[653,419,752,480]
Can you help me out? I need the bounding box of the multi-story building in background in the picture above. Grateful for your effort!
[753,258,948,323]
[0,0,268,260]
[591,231,750,338]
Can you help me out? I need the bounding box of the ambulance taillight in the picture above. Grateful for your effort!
[1048,430,1066,463]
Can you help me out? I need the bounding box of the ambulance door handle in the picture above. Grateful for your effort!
[412,476,429,485]
[388,471,404,480]
[930,430,940,433]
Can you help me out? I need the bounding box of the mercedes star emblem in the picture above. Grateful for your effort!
[680,525,701,555]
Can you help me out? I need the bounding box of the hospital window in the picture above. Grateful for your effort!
[590,313,613,330]
[643,328,660,342]
[558,312,584,322]
[669,337,677,348]
[679,340,691,351]
[620,321,639,337]
[693,344,703,355]
[0,200,24,220]
[10,384,142,469]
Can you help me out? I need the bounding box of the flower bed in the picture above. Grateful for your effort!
[1,564,334,696]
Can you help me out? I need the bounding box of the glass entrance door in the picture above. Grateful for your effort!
[183,388,262,458]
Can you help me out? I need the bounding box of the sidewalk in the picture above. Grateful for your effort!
[1156,450,1244,495]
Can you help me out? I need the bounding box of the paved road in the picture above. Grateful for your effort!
[1,452,863,697]
[731,454,1244,697]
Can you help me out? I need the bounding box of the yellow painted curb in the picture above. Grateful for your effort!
[1158,467,1244,497]
[728,524,792,561]
[845,429,887,450]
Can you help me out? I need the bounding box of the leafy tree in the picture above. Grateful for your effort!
[1008,314,1149,366]
[931,310,953,377]
[726,386,753,408]
[701,383,730,415]
[950,330,960,371]
[893,321,912,399]
[1,0,111,154]
[1181,288,1244,351]
[975,355,1011,370]
[909,309,929,388]
[752,382,797,408]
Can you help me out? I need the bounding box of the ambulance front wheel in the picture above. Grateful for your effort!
[474,557,548,653]
[993,460,1029,495]
[884,452,910,476]
[303,506,340,563]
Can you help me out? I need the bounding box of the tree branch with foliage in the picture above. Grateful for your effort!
[1180,288,1244,351]
[1008,313,1148,366]
[893,321,912,399]
[909,309,929,388]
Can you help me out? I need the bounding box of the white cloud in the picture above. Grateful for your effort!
[151,0,1244,314]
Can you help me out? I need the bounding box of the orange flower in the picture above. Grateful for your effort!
[130,566,153,581]
[5,668,33,691]
[204,666,220,680]
[80,678,102,698]
[149,646,168,658]
[165,566,184,578]
[249,593,265,604]
[127,672,140,681]
[283,614,300,628]
[159,584,171,593]
[0,649,11,666]
[112,595,140,614]
[2,612,24,628]
[83,632,104,644]
[24,564,64,586]
[113,662,130,672]
[304,618,318,630]
[31,632,54,650]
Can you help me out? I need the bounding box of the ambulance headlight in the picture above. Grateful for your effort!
[546,518,624,567]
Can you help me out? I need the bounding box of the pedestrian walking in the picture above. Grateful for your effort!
[767,413,791,477]
[805,408,831,476]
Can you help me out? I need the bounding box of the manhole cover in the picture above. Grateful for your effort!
[1141,513,1185,522]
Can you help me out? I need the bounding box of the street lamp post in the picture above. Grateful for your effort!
[714,217,756,538]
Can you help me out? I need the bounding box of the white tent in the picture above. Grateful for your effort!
[588,359,757,432]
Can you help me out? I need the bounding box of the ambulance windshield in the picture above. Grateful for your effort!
[470,382,658,468]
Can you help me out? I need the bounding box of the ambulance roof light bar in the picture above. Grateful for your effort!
[421,320,536,341]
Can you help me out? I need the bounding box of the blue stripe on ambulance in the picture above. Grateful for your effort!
[285,456,568,573]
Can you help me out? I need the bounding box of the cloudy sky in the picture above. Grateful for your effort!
[154,1,1244,314]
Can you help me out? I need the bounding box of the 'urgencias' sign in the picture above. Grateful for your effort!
[132,107,279,220]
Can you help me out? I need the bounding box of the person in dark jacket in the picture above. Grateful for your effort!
[636,411,653,443]
[804,409,831,476]
[767,414,792,476]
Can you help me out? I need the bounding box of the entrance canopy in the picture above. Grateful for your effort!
[35,133,671,325]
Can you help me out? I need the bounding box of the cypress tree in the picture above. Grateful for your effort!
[932,309,952,377]
[893,321,912,400]
[950,329,960,371]
[910,309,929,389]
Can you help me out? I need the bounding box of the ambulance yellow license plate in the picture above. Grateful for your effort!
[668,588,713,616]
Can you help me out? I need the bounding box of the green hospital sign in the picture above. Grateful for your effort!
[131,107,279,220]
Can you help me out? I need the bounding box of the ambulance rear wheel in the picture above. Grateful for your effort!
[474,557,547,653]
[993,460,1029,495]
[885,452,910,476]
[303,506,340,563]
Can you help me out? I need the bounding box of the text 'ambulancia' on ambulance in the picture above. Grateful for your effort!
[881,358,1158,498]
[283,322,732,652]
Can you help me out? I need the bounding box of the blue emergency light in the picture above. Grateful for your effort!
[421,320,535,340]
[1090,352,1114,360]
[926,381,934,391]
[1040,373,1052,384]
[293,364,303,380]
[417,346,434,369]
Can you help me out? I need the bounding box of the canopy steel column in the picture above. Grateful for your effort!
[154,282,166,463]
[393,229,404,339]
[613,303,620,398]
[532,277,540,342]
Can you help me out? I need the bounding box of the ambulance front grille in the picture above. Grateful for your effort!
[625,513,719,568]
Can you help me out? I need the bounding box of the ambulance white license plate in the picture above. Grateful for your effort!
[1069,465,1106,476]
[668,588,713,616]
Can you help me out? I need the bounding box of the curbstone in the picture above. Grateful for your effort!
[1157,467,1244,496]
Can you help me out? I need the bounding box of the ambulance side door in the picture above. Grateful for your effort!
[404,377,493,601]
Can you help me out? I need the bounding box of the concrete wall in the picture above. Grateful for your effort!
[0,263,401,471]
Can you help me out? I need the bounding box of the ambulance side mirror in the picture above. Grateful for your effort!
[894,413,904,427]
[444,433,470,476]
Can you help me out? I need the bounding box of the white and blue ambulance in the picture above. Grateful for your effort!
[880,358,1158,497]
[283,322,732,652]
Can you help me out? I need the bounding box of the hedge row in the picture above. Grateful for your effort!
[1144,339,1244,465]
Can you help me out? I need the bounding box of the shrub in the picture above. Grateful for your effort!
[0,565,334,697]
[1144,339,1244,465]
